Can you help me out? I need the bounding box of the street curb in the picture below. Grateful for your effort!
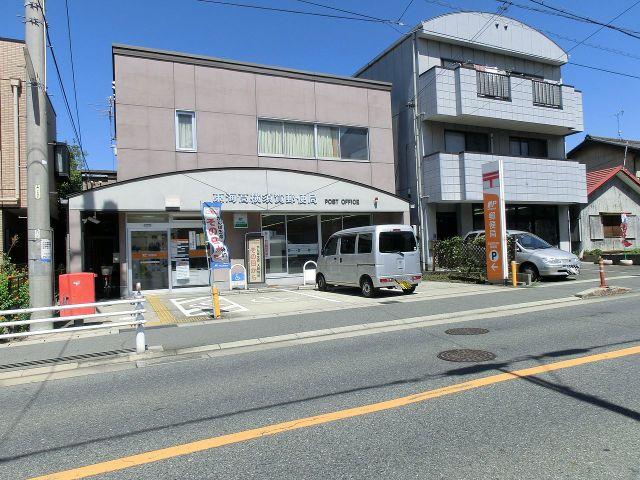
[0,294,589,386]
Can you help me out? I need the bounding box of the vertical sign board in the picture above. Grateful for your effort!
[201,202,231,270]
[245,233,265,285]
[482,160,508,283]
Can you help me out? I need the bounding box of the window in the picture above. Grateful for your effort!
[602,214,622,238]
[476,71,510,100]
[379,231,417,253]
[357,233,372,254]
[323,236,338,256]
[445,130,490,154]
[317,125,368,160]
[532,80,562,108]
[259,119,369,161]
[340,234,357,254]
[339,127,368,160]
[175,111,196,151]
[509,137,548,158]
[258,120,314,158]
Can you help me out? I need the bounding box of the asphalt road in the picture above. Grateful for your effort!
[1,281,639,479]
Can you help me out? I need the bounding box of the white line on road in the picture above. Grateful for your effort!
[278,289,343,303]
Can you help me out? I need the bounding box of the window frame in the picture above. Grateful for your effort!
[339,234,357,255]
[175,110,197,152]
[357,233,373,254]
[509,136,548,158]
[601,214,622,239]
[257,118,369,163]
[444,129,491,154]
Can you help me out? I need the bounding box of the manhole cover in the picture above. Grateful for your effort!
[437,349,496,362]
[445,328,489,335]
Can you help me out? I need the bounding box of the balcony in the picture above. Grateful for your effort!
[419,66,583,135]
[422,152,587,203]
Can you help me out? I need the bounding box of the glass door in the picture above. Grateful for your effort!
[130,230,169,290]
[170,222,209,288]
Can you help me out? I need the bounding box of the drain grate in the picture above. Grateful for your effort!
[437,349,496,362]
[0,348,135,372]
[380,300,401,305]
[445,328,489,335]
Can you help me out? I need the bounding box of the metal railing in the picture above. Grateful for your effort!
[0,293,147,353]
[476,70,510,100]
[532,80,562,108]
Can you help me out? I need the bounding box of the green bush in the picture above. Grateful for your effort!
[0,251,30,335]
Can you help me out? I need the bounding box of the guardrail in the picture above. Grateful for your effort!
[0,293,147,353]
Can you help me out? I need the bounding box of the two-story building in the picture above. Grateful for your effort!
[0,37,58,265]
[67,45,408,295]
[355,12,587,256]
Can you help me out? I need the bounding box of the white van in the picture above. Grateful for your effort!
[316,225,422,297]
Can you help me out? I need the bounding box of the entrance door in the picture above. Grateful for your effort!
[130,230,169,290]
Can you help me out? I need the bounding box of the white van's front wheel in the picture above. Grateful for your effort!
[360,277,376,298]
[317,273,328,291]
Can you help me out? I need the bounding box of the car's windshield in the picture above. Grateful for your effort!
[515,233,552,250]
[379,231,417,253]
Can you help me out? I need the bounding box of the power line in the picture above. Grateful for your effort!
[500,0,640,40]
[544,30,640,61]
[64,0,82,148]
[195,0,402,24]
[292,0,395,23]
[568,62,640,80]
[291,0,405,33]
[36,0,90,170]
[462,1,640,118]
[397,0,416,21]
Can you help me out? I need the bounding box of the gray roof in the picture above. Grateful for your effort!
[567,134,640,158]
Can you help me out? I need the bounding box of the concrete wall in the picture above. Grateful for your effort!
[579,176,640,252]
[114,52,396,193]
[419,67,583,134]
[424,152,587,203]
[356,37,417,206]
[416,37,562,81]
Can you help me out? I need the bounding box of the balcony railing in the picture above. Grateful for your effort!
[476,71,510,101]
[532,80,562,108]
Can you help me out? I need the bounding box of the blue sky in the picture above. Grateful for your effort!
[1,0,639,170]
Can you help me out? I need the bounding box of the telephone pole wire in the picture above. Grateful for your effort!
[25,0,54,329]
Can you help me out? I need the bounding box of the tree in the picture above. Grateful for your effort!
[57,144,84,203]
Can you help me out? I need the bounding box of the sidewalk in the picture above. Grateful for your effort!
[1,271,638,376]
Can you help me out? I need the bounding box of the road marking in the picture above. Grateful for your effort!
[31,344,640,480]
[146,296,174,326]
[170,296,249,317]
[278,288,343,303]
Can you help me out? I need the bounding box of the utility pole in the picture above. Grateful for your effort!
[25,0,53,330]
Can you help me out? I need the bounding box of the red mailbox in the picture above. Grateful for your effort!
[59,272,97,317]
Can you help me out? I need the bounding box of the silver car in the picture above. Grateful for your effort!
[463,230,580,281]
[316,225,422,297]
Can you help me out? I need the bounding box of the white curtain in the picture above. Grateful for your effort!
[317,126,340,158]
[177,113,194,150]
[284,123,314,158]
[258,121,284,155]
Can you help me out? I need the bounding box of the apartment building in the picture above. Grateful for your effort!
[67,45,407,294]
[356,12,587,255]
[0,37,58,264]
